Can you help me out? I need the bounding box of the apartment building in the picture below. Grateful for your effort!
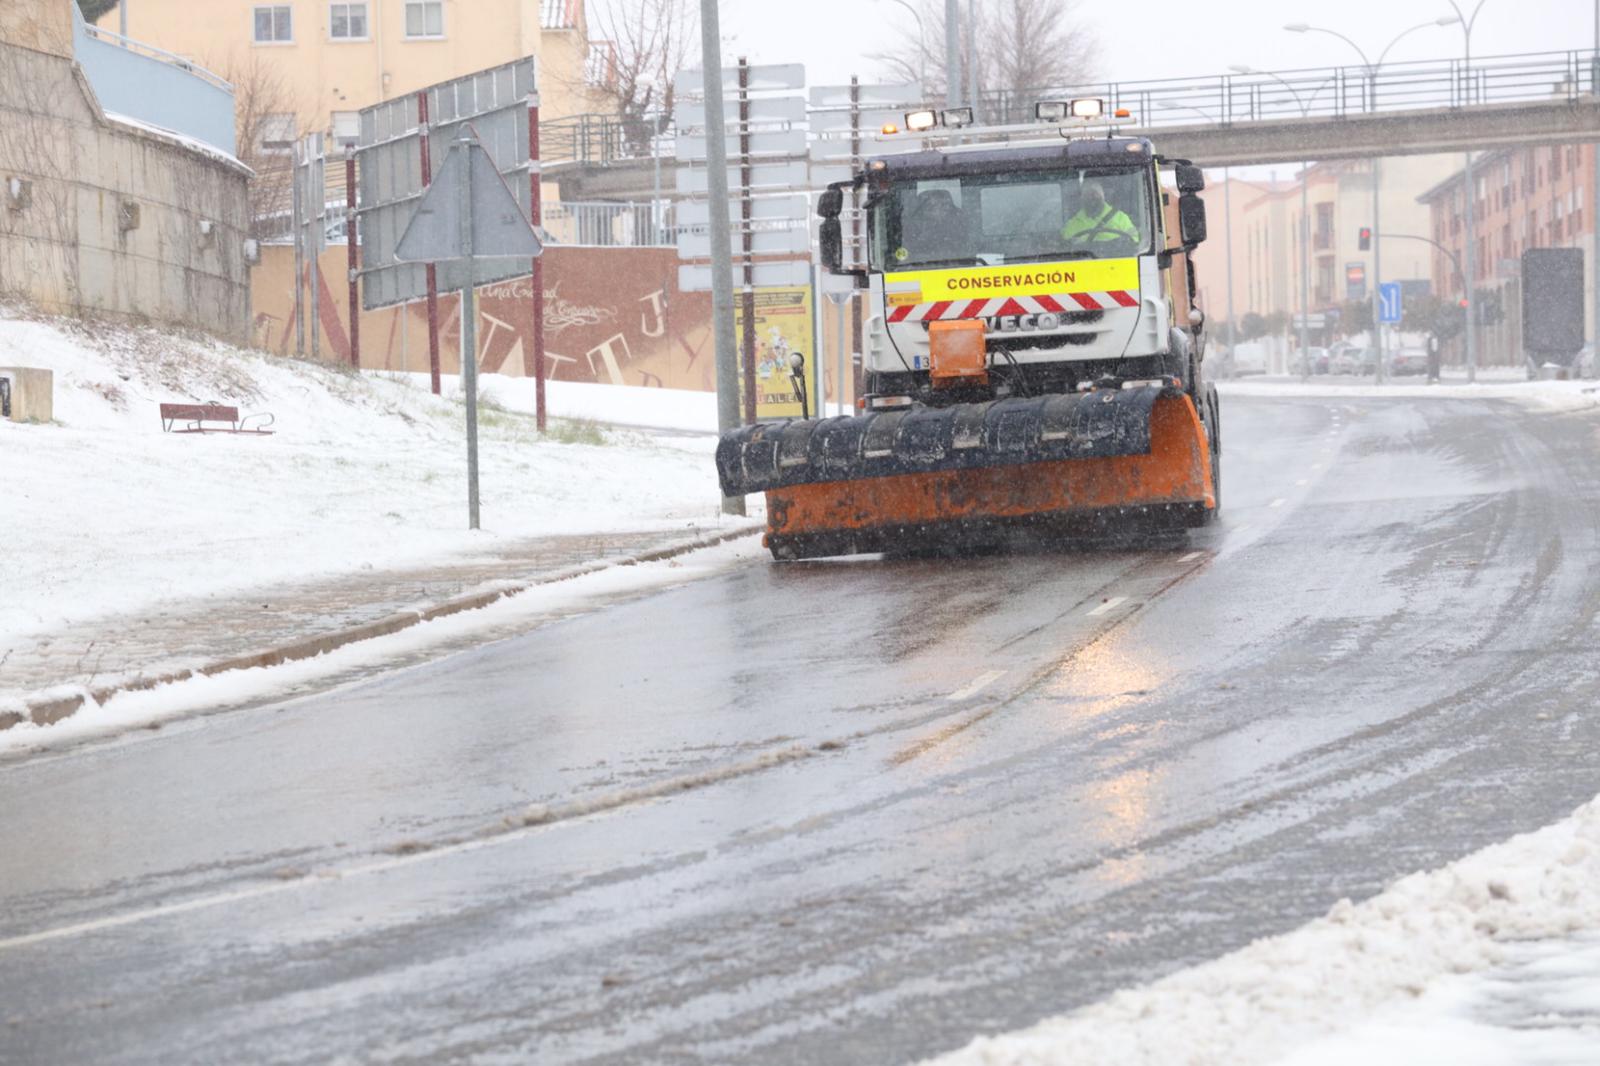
[1195,155,1456,341]
[98,0,614,154]
[1417,145,1596,364]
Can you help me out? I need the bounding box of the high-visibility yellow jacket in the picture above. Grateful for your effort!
[1062,202,1138,243]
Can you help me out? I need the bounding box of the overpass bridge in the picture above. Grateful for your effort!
[549,49,1600,201]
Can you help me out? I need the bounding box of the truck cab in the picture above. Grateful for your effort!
[820,134,1209,409]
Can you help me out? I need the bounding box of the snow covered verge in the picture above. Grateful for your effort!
[1220,377,1600,412]
[0,306,745,673]
[925,795,1600,1066]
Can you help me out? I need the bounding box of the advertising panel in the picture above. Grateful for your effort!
[735,286,818,419]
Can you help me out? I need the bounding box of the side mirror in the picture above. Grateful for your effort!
[1175,164,1206,194]
[818,186,844,220]
[820,218,844,272]
[1179,193,1207,247]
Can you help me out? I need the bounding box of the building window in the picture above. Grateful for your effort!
[405,0,444,38]
[330,3,368,40]
[254,5,292,43]
[258,113,297,154]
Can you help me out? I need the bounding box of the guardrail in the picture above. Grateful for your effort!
[544,50,1600,170]
[542,201,676,248]
[978,50,1600,128]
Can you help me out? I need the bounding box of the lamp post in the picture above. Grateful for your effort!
[697,0,743,515]
[874,0,929,91]
[1440,1,1490,380]
[945,0,960,110]
[1284,17,1456,384]
[1592,0,1599,378]
[1230,66,1327,378]
[1156,101,1237,363]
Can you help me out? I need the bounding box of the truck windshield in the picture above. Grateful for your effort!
[869,165,1152,271]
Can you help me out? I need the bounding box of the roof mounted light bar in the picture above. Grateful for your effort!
[903,107,977,132]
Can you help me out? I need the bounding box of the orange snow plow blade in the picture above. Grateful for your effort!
[760,393,1214,560]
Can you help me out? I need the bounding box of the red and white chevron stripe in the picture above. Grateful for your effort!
[886,291,1138,324]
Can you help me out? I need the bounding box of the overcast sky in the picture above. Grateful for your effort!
[707,0,1591,88]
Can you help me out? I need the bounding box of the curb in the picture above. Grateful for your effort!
[6,524,762,734]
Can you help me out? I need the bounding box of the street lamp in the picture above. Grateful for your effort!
[1436,4,1491,380]
[945,0,960,110]
[1284,17,1456,384]
[1155,101,1237,363]
[873,0,929,92]
[1230,65,1330,379]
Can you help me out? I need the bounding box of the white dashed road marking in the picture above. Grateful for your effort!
[1087,596,1128,617]
[1178,551,1203,563]
[947,670,1005,702]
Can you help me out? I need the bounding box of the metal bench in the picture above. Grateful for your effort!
[159,402,275,434]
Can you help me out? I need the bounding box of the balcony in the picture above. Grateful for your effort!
[72,7,236,157]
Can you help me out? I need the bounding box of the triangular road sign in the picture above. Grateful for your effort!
[396,139,542,263]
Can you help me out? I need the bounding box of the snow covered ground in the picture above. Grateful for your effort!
[927,796,1600,1066]
[0,308,746,670]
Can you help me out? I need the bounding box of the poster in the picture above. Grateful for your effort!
[736,286,818,420]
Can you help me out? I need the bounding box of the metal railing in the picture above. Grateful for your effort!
[979,49,1600,129]
[79,23,234,91]
[541,201,677,247]
[548,50,1600,171]
[543,113,666,169]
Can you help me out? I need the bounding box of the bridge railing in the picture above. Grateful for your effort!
[982,49,1600,129]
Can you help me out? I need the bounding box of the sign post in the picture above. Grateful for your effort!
[396,129,543,531]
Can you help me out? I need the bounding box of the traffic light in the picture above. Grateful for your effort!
[1358,227,1372,251]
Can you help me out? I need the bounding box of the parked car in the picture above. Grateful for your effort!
[1389,348,1429,376]
[1229,342,1269,377]
[1330,347,1369,375]
[1294,347,1330,375]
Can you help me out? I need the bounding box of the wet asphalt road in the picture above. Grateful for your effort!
[3,391,1600,1065]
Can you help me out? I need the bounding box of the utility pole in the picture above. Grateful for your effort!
[457,130,481,531]
[1298,163,1310,378]
[699,0,744,516]
[1224,167,1236,359]
[1592,0,1599,378]
[966,0,980,118]
[1372,157,1386,384]
[945,0,960,109]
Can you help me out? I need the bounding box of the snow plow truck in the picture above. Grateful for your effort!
[716,101,1220,560]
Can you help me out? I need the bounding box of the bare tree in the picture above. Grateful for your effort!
[870,0,1100,121]
[211,53,302,238]
[586,0,697,155]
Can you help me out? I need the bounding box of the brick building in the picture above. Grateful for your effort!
[1417,145,1597,365]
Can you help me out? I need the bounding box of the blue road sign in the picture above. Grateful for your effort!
[1378,282,1403,323]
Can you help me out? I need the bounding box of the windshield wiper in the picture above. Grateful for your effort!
[900,256,987,269]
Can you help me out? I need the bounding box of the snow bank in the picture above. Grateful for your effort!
[1220,377,1600,412]
[1276,933,1600,1066]
[926,795,1600,1066]
[0,308,736,658]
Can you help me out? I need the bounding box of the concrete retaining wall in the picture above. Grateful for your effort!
[0,1,251,343]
